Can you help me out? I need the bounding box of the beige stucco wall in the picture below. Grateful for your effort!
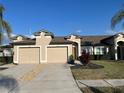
[36,32,52,62]
[67,35,81,56]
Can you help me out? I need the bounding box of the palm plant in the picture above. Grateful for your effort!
[0,4,12,44]
[111,9,124,30]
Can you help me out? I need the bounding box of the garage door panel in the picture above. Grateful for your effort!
[19,47,40,64]
[47,47,67,63]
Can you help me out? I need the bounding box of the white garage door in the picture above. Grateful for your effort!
[47,47,68,63]
[18,47,40,64]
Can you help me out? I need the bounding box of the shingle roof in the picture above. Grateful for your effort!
[81,35,111,46]
[11,35,31,40]
[50,36,76,44]
[101,33,124,41]
[11,40,35,45]
[11,35,115,46]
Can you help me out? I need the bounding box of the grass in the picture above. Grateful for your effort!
[71,60,124,80]
[71,60,124,93]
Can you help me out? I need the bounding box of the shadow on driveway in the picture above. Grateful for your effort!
[0,76,19,93]
[0,67,8,70]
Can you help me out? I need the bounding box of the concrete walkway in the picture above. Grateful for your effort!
[77,79,124,87]
[18,64,82,93]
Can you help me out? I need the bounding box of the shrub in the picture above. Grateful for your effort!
[79,50,90,65]
[68,55,75,64]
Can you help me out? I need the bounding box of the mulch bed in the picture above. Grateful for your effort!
[71,63,104,69]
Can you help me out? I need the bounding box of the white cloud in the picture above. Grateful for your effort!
[106,29,124,34]
[25,34,35,39]
[76,29,82,33]
[30,35,35,38]
[3,33,17,37]
[10,33,16,37]
[105,29,117,34]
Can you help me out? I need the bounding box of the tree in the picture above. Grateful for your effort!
[0,4,12,44]
[111,7,124,30]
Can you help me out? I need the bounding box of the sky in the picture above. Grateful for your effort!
[0,0,124,37]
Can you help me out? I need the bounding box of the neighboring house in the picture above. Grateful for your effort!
[10,30,124,64]
[0,45,13,63]
[0,45,13,57]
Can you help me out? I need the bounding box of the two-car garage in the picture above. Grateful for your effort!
[12,31,77,64]
[17,46,68,64]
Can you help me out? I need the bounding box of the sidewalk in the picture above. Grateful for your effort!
[77,79,124,87]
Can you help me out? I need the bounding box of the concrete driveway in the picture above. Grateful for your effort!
[15,63,82,93]
[0,63,82,93]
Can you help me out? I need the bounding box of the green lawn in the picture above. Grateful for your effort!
[71,60,124,80]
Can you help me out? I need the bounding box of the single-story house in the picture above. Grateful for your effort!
[11,30,124,64]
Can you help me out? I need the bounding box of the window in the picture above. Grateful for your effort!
[95,46,106,55]
[95,47,100,55]
[81,46,93,55]
[0,52,3,57]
